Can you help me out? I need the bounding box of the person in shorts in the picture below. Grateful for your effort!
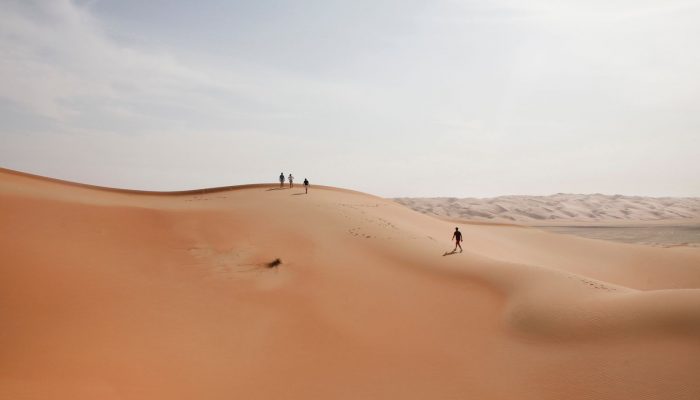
[452,227,463,253]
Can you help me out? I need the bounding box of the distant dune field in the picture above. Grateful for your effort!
[2,168,700,399]
[395,194,700,247]
[394,194,700,223]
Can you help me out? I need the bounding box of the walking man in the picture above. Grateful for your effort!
[279,172,285,188]
[288,173,294,188]
[452,227,463,253]
[303,178,309,194]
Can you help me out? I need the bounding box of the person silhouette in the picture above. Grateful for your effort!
[303,178,309,194]
[279,172,285,188]
[288,173,294,188]
[452,227,463,253]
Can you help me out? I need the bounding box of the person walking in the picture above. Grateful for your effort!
[288,173,294,188]
[452,227,463,253]
[303,178,309,194]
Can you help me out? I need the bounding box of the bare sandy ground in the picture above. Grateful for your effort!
[2,168,700,399]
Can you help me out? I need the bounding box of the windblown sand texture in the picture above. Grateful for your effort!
[2,168,700,399]
[394,194,700,223]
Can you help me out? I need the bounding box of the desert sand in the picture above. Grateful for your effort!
[2,167,700,399]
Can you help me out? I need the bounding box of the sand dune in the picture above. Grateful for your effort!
[2,168,700,399]
[394,194,700,224]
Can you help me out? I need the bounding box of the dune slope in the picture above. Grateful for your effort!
[1,168,700,399]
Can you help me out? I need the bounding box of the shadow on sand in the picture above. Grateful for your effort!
[442,250,460,256]
[292,193,306,196]
[266,188,288,191]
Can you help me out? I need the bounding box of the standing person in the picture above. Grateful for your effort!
[288,173,294,188]
[279,172,285,188]
[303,178,309,194]
[452,227,463,253]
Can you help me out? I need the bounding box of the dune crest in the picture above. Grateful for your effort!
[2,168,700,399]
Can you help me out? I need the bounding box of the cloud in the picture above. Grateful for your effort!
[0,0,698,196]
[0,0,302,130]
[1,1,166,118]
[0,0,400,190]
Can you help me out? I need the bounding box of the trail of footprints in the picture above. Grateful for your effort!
[185,195,228,202]
[339,203,411,240]
[566,274,619,291]
[348,227,373,239]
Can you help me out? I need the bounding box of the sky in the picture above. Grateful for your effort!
[1,0,698,197]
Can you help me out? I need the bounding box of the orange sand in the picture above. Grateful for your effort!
[1,168,699,399]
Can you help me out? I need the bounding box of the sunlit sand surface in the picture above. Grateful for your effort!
[2,168,700,399]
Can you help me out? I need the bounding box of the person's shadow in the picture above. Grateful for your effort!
[442,250,458,256]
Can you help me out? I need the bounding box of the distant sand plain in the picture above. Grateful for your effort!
[394,194,700,247]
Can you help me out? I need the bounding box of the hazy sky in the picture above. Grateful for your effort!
[1,0,698,197]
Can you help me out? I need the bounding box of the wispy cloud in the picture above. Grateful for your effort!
[1,1,195,119]
[0,0,698,196]
[0,0,320,130]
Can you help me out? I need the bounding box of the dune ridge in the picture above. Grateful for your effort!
[2,168,700,399]
[0,167,368,197]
